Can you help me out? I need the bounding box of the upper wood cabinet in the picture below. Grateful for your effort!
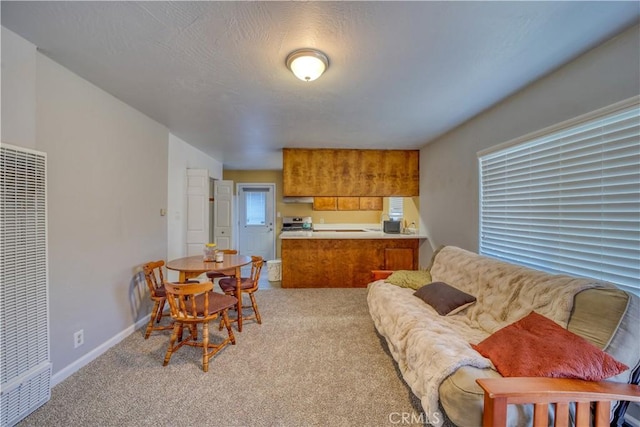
[359,197,383,210]
[313,197,337,211]
[337,197,360,211]
[313,196,383,211]
[283,148,419,197]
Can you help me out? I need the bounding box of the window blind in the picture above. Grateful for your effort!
[389,197,404,219]
[478,99,639,293]
[240,187,268,226]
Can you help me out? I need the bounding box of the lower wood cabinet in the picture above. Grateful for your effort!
[281,238,419,288]
[384,248,415,270]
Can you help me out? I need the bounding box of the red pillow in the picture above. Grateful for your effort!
[471,311,628,381]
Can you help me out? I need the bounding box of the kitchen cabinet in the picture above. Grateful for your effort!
[283,148,419,197]
[312,196,383,211]
[384,248,415,270]
[312,197,337,211]
[281,238,419,288]
[337,197,360,210]
[359,197,383,210]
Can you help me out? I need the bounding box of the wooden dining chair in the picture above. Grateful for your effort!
[162,281,237,372]
[218,255,263,332]
[205,249,238,281]
[142,260,175,339]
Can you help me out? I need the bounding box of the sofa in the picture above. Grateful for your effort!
[367,246,640,427]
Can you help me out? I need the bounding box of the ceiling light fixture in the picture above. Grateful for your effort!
[285,48,329,82]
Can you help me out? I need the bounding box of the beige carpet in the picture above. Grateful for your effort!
[19,288,454,426]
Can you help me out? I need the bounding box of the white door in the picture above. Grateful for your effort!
[238,184,276,263]
[214,180,234,250]
[186,169,209,256]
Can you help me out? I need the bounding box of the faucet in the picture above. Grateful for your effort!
[407,221,416,234]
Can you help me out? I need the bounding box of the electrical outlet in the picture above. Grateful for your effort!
[74,329,84,348]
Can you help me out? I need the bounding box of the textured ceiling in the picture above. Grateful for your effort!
[2,1,638,169]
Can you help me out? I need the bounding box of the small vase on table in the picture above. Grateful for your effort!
[203,243,217,262]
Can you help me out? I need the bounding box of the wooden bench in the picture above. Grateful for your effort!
[477,377,640,427]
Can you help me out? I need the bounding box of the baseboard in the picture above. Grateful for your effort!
[51,315,150,387]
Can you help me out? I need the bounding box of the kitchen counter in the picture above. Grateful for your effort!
[280,223,426,288]
[280,230,428,239]
[280,223,427,240]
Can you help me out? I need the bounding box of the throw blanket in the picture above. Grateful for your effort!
[367,246,605,427]
[429,247,610,331]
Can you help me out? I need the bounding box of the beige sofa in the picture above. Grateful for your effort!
[367,246,640,427]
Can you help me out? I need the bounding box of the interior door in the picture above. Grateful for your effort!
[186,169,209,256]
[237,184,275,264]
[214,180,234,250]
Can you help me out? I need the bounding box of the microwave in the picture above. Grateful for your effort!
[383,220,401,234]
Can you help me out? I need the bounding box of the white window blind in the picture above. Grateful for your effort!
[478,99,640,293]
[243,188,267,226]
[389,197,404,220]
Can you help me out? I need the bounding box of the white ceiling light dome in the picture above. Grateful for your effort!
[285,48,329,82]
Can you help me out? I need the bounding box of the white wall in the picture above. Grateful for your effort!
[167,133,223,280]
[419,24,640,258]
[1,27,224,383]
[36,52,169,379]
[1,27,36,148]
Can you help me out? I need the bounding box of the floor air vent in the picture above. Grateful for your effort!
[0,144,51,427]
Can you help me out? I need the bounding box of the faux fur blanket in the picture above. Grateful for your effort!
[367,246,605,426]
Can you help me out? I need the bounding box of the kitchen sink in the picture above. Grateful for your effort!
[313,228,379,233]
[314,229,367,232]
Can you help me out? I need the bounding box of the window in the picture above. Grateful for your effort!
[478,98,639,293]
[242,188,267,225]
[389,197,404,220]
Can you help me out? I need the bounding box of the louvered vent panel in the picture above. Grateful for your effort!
[0,144,51,427]
[1,364,50,427]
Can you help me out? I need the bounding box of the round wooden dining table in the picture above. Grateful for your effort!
[166,254,252,331]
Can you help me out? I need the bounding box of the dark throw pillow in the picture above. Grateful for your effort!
[471,311,628,381]
[414,281,476,316]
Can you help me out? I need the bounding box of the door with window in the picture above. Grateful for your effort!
[237,184,276,267]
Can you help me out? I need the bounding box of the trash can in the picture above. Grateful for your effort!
[266,259,282,282]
